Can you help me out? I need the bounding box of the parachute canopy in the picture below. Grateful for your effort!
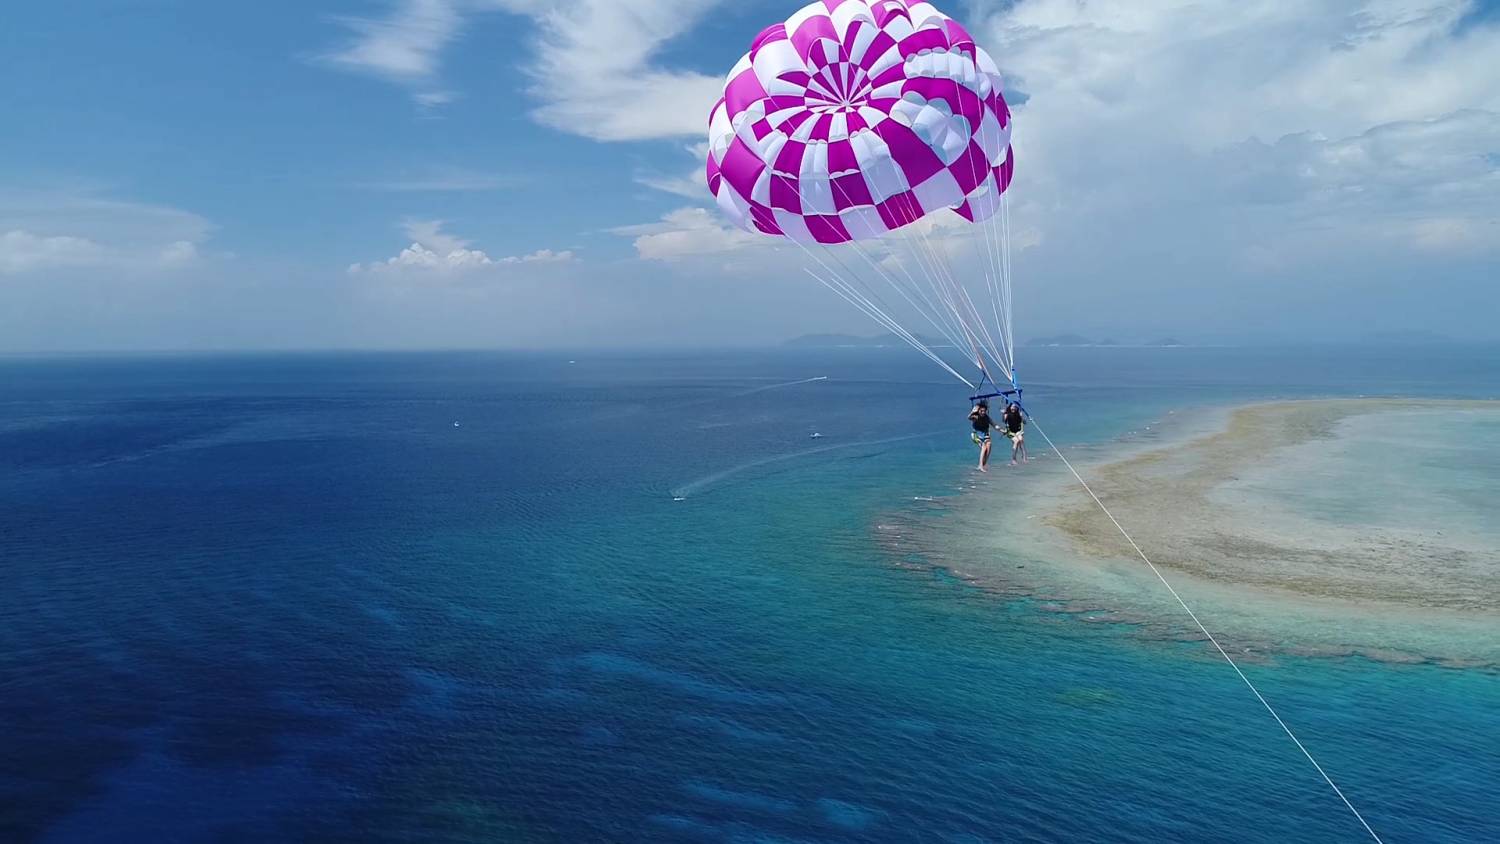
[706,0,1019,392]
[707,0,1014,245]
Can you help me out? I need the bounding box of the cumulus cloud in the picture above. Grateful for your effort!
[611,207,764,261]
[353,241,497,273]
[319,0,1499,341]
[981,1,1500,223]
[351,219,574,275]
[401,219,470,254]
[499,248,574,264]
[942,0,1500,338]
[0,230,105,274]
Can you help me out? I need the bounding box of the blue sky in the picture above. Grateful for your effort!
[1,0,1497,351]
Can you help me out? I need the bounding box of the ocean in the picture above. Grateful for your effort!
[1,346,1497,843]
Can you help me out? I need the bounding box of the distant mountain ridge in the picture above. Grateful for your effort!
[1025,335,1188,347]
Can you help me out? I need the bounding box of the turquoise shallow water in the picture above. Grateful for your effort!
[924,398,1500,667]
[1,346,1497,842]
[1238,407,1500,542]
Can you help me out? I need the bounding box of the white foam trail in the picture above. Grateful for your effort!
[727,375,829,399]
[671,430,943,499]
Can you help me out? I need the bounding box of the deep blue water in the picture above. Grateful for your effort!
[1,346,1497,843]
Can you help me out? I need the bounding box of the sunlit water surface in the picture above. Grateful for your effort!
[1,346,1497,843]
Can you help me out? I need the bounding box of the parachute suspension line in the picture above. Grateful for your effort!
[804,267,975,387]
[871,185,977,357]
[947,61,1011,378]
[885,176,1007,379]
[898,231,976,363]
[966,87,1010,375]
[974,196,1006,373]
[881,238,977,356]
[819,182,980,358]
[763,206,970,388]
[829,225,984,374]
[704,0,1023,393]
[891,189,996,368]
[780,238,930,363]
[986,169,1013,371]
[1026,418,1385,844]
[1000,193,1016,368]
[929,201,1008,377]
[769,162,999,383]
[821,143,988,376]
[884,221,969,349]
[954,52,1014,379]
[765,167,977,365]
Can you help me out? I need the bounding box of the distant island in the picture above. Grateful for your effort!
[787,333,1195,349]
[1025,333,1095,347]
[1361,330,1457,346]
[1024,335,1188,348]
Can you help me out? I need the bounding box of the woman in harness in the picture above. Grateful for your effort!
[1002,401,1027,465]
[969,400,996,472]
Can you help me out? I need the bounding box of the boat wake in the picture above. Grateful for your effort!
[671,430,942,499]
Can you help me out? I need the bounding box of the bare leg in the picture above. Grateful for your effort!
[979,439,991,471]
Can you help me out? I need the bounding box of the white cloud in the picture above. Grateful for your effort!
[354,241,498,273]
[0,189,213,247]
[615,200,1043,267]
[633,169,704,199]
[314,0,1499,342]
[991,0,1500,146]
[946,0,1500,340]
[317,1,547,106]
[317,0,464,97]
[413,90,460,109]
[499,248,575,264]
[0,189,213,276]
[612,207,763,261]
[523,0,726,141]
[158,240,200,266]
[0,230,105,274]
[316,0,726,136]
[401,218,470,254]
[1409,217,1494,253]
[636,143,712,198]
[982,1,1500,221]
[351,219,575,275]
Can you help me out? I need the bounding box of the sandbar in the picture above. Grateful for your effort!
[895,399,1500,666]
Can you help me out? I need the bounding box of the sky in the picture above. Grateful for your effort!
[1,0,1497,351]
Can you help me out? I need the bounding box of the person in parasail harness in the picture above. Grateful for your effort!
[969,400,995,472]
[1003,401,1027,465]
